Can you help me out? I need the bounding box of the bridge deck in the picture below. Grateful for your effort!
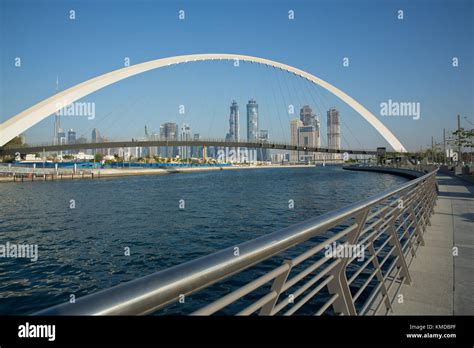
[388,173,474,315]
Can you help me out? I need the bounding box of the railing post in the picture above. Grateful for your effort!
[259,260,292,315]
[366,236,392,313]
[387,215,411,285]
[409,205,425,247]
[327,208,369,315]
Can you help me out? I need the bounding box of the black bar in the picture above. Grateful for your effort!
[0,316,472,346]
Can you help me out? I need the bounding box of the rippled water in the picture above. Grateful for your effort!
[0,166,407,314]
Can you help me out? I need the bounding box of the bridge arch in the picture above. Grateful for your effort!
[0,53,406,152]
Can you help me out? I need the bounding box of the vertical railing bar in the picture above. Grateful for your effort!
[327,208,369,315]
[259,260,293,315]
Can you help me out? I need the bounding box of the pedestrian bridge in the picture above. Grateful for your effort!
[0,138,380,157]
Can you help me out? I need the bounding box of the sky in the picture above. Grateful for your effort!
[0,0,473,151]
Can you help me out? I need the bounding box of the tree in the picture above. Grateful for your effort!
[94,153,104,162]
[452,128,474,163]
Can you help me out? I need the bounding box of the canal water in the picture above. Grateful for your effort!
[0,166,407,314]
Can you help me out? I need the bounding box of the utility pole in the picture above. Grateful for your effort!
[457,114,462,164]
[443,128,446,165]
[431,136,434,163]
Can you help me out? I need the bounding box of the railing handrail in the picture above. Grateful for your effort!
[35,168,438,315]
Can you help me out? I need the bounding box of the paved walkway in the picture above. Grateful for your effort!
[390,174,474,315]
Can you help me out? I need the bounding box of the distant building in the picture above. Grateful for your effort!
[76,135,87,144]
[327,107,341,160]
[271,153,285,164]
[67,129,77,154]
[298,125,318,163]
[179,124,192,159]
[191,133,203,158]
[300,105,317,127]
[53,113,61,145]
[160,122,178,158]
[290,119,303,163]
[300,105,321,154]
[227,100,240,141]
[257,129,270,161]
[57,128,66,145]
[149,132,159,157]
[144,125,152,157]
[91,128,100,143]
[91,128,109,156]
[91,128,100,155]
[247,99,259,141]
[67,129,76,144]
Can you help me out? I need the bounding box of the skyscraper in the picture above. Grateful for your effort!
[290,119,303,163]
[300,105,316,127]
[53,114,61,145]
[290,105,322,163]
[160,122,178,158]
[227,100,240,141]
[67,129,76,154]
[327,107,341,160]
[67,129,76,144]
[298,125,318,163]
[56,128,66,144]
[247,99,259,141]
[91,128,100,143]
[91,128,100,155]
[180,123,192,159]
[300,105,321,148]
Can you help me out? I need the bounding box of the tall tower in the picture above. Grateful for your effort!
[246,99,259,141]
[300,105,316,127]
[91,128,100,156]
[228,100,240,141]
[299,105,321,160]
[160,122,178,158]
[180,123,191,159]
[67,129,76,144]
[290,119,303,163]
[67,129,77,155]
[327,107,341,160]
[92,128,100,143]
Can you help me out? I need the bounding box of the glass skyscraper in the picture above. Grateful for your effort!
[327,107,341,160]
[246,99,259,141]
[227,100,240,141]
[159,122,178,158]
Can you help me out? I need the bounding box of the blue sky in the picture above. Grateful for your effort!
[0,0,472,151]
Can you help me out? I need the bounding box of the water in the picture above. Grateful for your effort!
[0,166,407,314]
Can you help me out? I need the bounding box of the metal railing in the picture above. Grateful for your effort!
[36,169,438,316]
[0,164,88,175]
[1,137,378,156]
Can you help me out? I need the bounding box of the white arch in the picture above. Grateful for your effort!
[0,54,406,152]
